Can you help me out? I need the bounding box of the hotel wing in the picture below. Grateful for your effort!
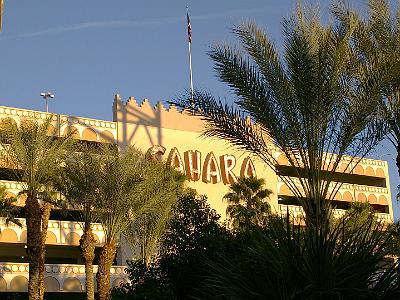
[0,94,392,292]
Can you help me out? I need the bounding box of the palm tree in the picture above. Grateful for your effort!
[224,176,272,231]
[176,5,386,229]
[54,144,103,300]
[333,0,400,177]
[124,168,184,266]
[55,144,183,298]
[0,118,74,300]
[94,146,144,300]
[173,3,400,298]
[94,146,182,300]
[201,212,398,299]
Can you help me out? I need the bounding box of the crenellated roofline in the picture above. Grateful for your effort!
[113,93,205,132]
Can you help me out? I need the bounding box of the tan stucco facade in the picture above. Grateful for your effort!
[113,95,279,220]
[0,96,394,292]
[113,95,393,222]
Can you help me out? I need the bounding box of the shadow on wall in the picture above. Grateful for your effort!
[113,94,163,150]
[113,94,203,151]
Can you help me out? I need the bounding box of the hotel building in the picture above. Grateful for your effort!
[0,94,393,294]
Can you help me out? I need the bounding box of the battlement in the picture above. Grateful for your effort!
[113,94,205,132]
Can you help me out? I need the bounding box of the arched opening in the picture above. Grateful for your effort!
[20,230,27,243]
[44,276,60,292]
[367,194,377,204]
[82,128,98,142]
[343,191,353,201]
[276,155,289,166]
[0,228,18,242]
[353,165,364,175]
[0,276,7,291]
[45,231,58,244]
[10,276,28,291]
[63,278,82,291]
[332,191,342,201]
[376,168,385,178]
[99,130,115,143]
[279,185,293,196]
[378,195,388,205]
[357,193,367,202]
[339,163,350,173]
[365,166,375,176]
[63,126,80,139]
[65,232,80,245]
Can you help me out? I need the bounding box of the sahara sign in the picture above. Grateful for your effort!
[147,145,256,185]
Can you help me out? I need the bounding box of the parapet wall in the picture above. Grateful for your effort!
[113,94,205,133]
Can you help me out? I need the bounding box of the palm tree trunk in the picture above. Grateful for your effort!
[26,195,44,300]
[80,225,96,300]
[96,240,116,300]
[38,202,51,297]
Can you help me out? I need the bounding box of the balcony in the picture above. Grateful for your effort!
[0,218,105,246]
[277,177,390,206]
[0,106,117,144]
[0,262,127,292]
[279,204,393,224]
[274,151,388,177]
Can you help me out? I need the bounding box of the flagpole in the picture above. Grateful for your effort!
[188,36,194,111]
[0,0,4,32]
[186,5,194,113]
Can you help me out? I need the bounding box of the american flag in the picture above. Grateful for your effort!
[187,11,192,43]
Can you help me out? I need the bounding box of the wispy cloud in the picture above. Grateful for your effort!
[11,17,181,39]
[0,7,266,40]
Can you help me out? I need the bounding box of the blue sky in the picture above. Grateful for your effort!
[1,0,399,218]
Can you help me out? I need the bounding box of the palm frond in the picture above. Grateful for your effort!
[174,13,386,227]
[123,163,184,265]
[223,176,272,231]
[0,117,76,200]
[0,185,21,227]
[201,213,396,299]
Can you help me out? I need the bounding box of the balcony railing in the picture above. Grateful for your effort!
[0,106,117,143]
[278,204,393,223]
[277,177,390,205]
[0,262,128,292]
[0,218,105,246]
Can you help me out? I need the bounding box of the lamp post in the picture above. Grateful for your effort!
[40,92,55,113]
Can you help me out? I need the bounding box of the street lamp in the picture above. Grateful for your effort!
[40,92,55,113]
